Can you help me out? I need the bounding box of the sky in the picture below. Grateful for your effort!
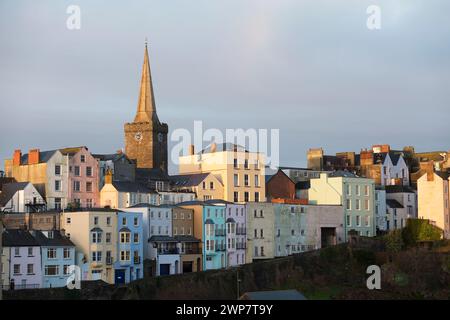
[1,0,449,174]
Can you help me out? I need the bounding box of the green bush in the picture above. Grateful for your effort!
[402,219,442,247]
[384,229,404,253]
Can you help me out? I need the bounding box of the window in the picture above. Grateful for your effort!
[254,229,257,238]
[134,233,139,243]
[55,165,61,175]
[254,175,259,187]
[234,174,239,187]
[86,199,93,208]
[356,199,361,210]
[45,265,59,276]
[47,248,57,259]
[202,181,206,189]
[346,199,351,210]
[106,233,111,243]
[254,246,259,257]
[80,155,86,163]
[63,265,70,275]
[356,215,361,227]
[356,185,360,196]
[134,217,138,226]
[63,248,71,259]
[346,215,351,227]
[120,232,131,243]
[260,246,264,256]
[55,198,61,210]
[260,229,264,238]
[55,180,61,192]
[74,166,80,176]
[94,217,99,225]
[107,217,111,226]
[234,158,238,168]
[365,215,370,227]
[210,181,214,189]
[120,251,130,261]
[234,192,239,202]
[260,210,264,218]
[364,199,370,211]
[92,231,102,243]
[13,264,20,275]
[66,217,71,224]
[244,159,249,169]
[364,185,370,196]
[254,192,259,202]
[86,166,92,177]
[383,167,387,175]
[346,184,351,196]
[122,217,127,226]
[86,182,93,192]
[244,174,249,186]
[244,192,249,202]
[73,181,81,192]
[92,251,102,262]
[291,229,295,236]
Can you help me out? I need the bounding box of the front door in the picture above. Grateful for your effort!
[115,269,126,284]
[160,264,170,275]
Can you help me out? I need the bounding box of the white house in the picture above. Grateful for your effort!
[0,182,46,213]
[375,188,387,232]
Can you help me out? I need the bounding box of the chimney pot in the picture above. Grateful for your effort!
[28,149,40,165]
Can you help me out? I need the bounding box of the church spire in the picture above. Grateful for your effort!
[134,41,159,123]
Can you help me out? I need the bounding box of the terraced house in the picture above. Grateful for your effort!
[31,230,75,288]
[60,209,119,284]
[273,204,307,257]
[246,202,275,262]
[309,171,376,240]
[179,201,227,270]
[115,211,143,283]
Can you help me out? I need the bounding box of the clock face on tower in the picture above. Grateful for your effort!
[134,132,143,142]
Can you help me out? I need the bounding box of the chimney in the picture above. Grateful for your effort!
[28,149,40,165]
[424,161,434,181]
[13,149,22,166]
[105,168,113,184]
[210,142,217,153]
[189,144,195,156]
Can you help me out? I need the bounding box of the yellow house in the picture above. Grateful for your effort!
[60,210,118,284]
[417,171,449,238]
[178,143,266,203]
[170,173,224,201]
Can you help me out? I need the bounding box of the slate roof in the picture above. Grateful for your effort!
[93,153,131,162]
[328,170,359,178]
[0,182,30,206]
[20,150,58,165]
[386,199,404,209]
[200,143,248,154]
[385,185,415,194]
[2,229,40,247]
[170,173,211,187]
[31,230,75,247]
[240,290,307,300]
[59,146,85,156]
[136,168,170,182]
[112,181,154,193]
[173,235,200,243]
[149,235,177,242]
[435,171,450,180]
[0,177,16,192]
[204,199,233,205]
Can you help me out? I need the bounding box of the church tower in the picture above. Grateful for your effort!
[124,43,168,172]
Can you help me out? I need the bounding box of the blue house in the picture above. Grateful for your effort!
[114,211,144,284]
[203,203,227,270]
[31,230,76,288]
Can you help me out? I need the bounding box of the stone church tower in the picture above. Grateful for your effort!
[124,43,168,172]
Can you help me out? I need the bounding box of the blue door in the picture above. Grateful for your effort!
[115,269,126,284]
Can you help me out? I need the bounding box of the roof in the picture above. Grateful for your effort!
[435,171,450,180]
[385,185,415,194]
[205,219,215,224]
[149,235,177,242]
[136,168,170,182]
[328,170,359,178]
[200,143,248,154]
[170,173,211,187]
[93,153,130,162]
[296,181,310,190]
[112,181,153,193]
[386,199,404,209]
[204,199,233,205]
[0,182,31,206]
[31,230,75,247]
[240,290,307,300]
[59,146,85,156]
[119,227,131,233]
[2,229,40,247]
[20,150,58,165]
[173,235,200,242]
[0,177,16,192]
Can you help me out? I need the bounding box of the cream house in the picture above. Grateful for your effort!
[170,173,224,201]
[178,143,266,203]
[417,171,449,238]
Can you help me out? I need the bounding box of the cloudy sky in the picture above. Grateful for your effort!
[1,0,449,174]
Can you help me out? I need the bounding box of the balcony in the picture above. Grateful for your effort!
[236,243,247,250]
[215,244,226,252]
[182,248,202,255]
[215,229,226,237]
[158,248,180,255]
[236,228,247,235]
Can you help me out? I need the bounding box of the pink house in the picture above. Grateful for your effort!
[60,146,100,209]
